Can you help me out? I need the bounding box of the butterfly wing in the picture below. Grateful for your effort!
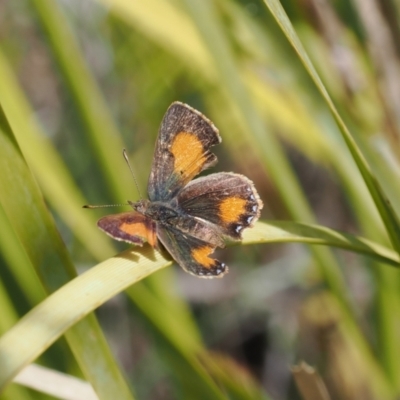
[155,172,262,278]
[98,212,157,247]
[148,102,221,202]
[157,225,228,278]
[177,172,263,240]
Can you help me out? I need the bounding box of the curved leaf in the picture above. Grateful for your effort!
[0,248,170,390]
[243,221,399,267]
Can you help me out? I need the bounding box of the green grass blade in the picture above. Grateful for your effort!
[31,0,132,202]
[243,221,399,267]
[0,244,236,399]
[0,201,45,307]
[261,0,400,391]
[27,2,246,396]
[99,0,216,81]
[0,48,115,261]
[0,7,237,397]
[127,289,225,400]
[5,1,399,398]
[200,353,271,400]
[262,0,400,256]
[0,248,170,390]
[0,105,134,399]
[181,0,355,333]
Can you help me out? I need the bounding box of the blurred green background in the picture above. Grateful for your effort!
[1,0,400,399]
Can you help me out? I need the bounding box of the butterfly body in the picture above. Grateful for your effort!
[97,102,263,278]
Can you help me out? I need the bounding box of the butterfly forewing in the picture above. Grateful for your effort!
[147,102,221,201]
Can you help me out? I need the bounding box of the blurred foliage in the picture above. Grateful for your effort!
[1,0,400,399]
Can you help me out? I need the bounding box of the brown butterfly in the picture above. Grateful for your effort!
[87,102,263,278]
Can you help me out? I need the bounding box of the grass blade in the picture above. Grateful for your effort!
[262,0,400,256]
[243,221,399,267]
[0,104,134,399]
[0,248,170,390]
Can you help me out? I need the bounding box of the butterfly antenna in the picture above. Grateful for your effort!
[123,149,143,200]
[83,203,128,209]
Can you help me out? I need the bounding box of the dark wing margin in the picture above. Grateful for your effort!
[148,102,221,202]
[178,172,263,240]
[157,225,228,278]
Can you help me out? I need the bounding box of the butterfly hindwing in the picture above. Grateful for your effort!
[157,225,228,278]
[148,102,221,202]
[178,172,263,240]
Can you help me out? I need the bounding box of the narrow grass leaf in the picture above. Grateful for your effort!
[0,105,134,399]
[262,0,400,257]
[0,248,170,390]
[243,221,399,267]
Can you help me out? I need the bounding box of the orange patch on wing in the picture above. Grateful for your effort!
[170,132,205,181]
[191,246,215,268]
[219,197,247,223]
[120,222,156,247]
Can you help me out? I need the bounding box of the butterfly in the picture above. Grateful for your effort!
[93,102,263,278]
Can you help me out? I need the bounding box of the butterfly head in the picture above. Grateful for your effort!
[129,199,150,215]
